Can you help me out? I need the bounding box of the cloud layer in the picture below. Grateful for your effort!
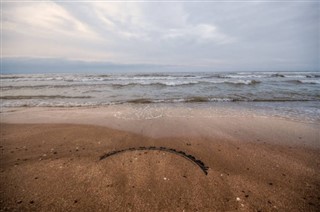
[2,1,319,72]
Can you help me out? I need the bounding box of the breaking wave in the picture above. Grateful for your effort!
[122,97,318,104]
[286,79,320,84]
[0,95,92,100]
[1,71,319,109]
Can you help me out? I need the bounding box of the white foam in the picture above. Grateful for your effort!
[298,79,320,84]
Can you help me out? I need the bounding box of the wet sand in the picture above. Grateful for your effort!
[0,106,319,211]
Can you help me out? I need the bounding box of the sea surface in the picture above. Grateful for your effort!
[1,71,319,123]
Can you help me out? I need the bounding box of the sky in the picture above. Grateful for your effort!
[1,0,319,73]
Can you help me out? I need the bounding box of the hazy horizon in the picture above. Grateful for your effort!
[1,1,319,73]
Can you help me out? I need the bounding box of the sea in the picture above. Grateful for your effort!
[1,71,319,123]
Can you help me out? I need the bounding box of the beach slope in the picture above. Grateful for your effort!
[0,107,319,211]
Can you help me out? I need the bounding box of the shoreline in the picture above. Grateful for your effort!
[1,100,319,124]
[1,105,319,147]
[1,105,319,211]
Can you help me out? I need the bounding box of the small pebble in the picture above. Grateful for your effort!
[236,197,241,201]
[29,201,34,204]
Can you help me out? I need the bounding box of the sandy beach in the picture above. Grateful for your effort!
[0,105,319,211]
[2,0,319,211]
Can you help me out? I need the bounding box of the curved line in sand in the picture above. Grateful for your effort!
[99,146,209,175]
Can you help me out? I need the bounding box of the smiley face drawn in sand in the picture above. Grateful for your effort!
[100,146,209,175]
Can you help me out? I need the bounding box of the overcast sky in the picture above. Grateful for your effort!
[1,1,319,73]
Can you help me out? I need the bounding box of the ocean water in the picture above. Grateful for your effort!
[1,71,319,123]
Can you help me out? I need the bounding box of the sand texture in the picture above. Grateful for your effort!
[1,120,319,211]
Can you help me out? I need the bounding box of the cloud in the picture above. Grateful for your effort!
[2,2,98,40]
[1,1,319,72]
[162,23,235,44]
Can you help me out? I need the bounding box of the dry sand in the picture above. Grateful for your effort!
[0,106,319,211]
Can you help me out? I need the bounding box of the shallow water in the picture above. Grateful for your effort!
[1,71,319,123]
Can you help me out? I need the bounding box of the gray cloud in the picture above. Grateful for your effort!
[1,1,319,73]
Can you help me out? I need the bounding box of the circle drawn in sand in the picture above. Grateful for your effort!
[100,146,209,175]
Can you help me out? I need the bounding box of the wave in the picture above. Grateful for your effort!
[111,79,261,87]
[2,77,66,82]
[286,79,320,84]
[277,74,314,78]
[110,81,201,88]
[298,80,320,84]
[2,73,258,82]
[90,74,110,78]
[0,84,106,90]
[217,74,268,79]
[0,76,25,79]
[0,81,200,90]
[271,74,285,78]
[185,97,233,103]
[0,85,67,90]
[217,73,318,79]
[126,98,154,104]
[122,97,318,104]
[224,80,261,85]
[0,95,92,100]
[123,97,234,104]
[1,79,262,90]
[306,74,320,78]
[2,97,319,108]
[1,75,110,82]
